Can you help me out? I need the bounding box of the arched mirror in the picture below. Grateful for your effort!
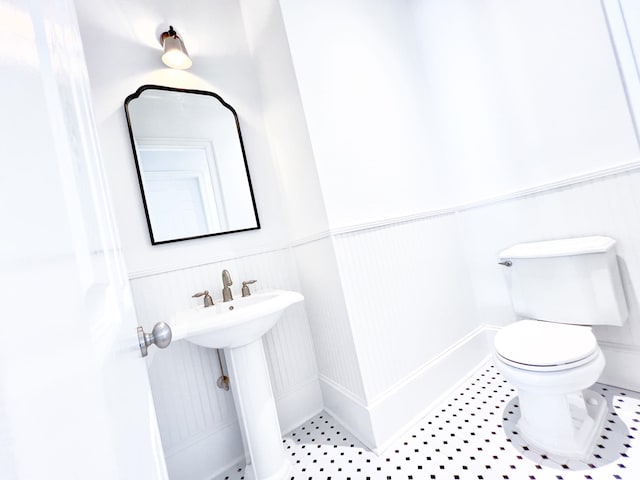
[124,85,260,245]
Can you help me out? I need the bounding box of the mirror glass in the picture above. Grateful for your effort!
[124,85,260,244]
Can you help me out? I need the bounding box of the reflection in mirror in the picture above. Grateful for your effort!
[124,85,260,244]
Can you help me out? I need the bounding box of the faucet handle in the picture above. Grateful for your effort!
[241,280,257,297]
[192,290,214,307]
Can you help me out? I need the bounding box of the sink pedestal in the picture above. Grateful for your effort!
[225,338,291,480]
[172,290,303,480]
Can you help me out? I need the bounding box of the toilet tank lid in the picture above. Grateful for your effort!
[499,236,615,259]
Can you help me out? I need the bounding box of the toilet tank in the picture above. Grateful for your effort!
[498,236,628,326]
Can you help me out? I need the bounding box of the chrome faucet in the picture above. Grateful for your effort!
[222,269,233,302]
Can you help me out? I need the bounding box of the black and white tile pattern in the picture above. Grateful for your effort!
[216,364,639,479]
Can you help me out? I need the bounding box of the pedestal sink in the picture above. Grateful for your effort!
[170,289,303,480]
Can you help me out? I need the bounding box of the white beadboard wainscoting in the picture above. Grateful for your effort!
[129,248,322,480]
[318,327,495,454]
[290,213,488,452]
[292,238,367,401]
[289,160,640,454]
[295,213,490,452]
[332,212,480,401]
[458,162,640,391]
[129,160,640,478]
[328,211,487,452]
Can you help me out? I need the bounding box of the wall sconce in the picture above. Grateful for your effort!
[160,26,192,70]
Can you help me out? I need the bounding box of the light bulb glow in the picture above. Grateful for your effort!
[161,32,192,70]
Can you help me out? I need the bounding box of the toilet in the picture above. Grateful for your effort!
[493,236,628,460]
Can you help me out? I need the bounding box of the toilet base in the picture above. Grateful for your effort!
[516,389,607,461]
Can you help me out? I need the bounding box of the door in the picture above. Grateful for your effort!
[0,1,168,478]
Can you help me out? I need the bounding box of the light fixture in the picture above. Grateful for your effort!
[160,25,192,70]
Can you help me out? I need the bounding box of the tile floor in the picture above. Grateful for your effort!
[216,363,639,479]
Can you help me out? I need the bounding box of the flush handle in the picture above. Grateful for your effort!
[498,260,512,267]
[137,322,172,357]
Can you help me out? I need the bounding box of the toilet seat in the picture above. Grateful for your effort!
[494,319,598,371]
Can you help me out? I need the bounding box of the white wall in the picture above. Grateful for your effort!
[273,0,640,451]
[333,215,480,401]
[279,0,450,229]
[75,0,640,468]
[239,0,370,414]
[75,1,322,478]
[239,0,330,243]
[457,170,640,390]
[329,215,486,452]
[131,249,321,479]
[275,0,487,451]
[409,0,639,205]
[409,0,640,389]
[75,0,289,277]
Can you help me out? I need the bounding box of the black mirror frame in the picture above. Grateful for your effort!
[124,85,260,245]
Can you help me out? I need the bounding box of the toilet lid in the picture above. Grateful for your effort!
[494,320,598,367]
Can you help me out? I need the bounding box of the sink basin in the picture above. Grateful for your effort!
[170,288,303,480]
[171,289,303,349]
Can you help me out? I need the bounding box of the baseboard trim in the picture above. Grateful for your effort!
[275,377,324,434]
[599,341,640,392]
[164,421,244,480]
[163,378,323,480]
[319,376,377,450]
[370,354,494,455]
[368,328,496,454]
[318,327,497,452]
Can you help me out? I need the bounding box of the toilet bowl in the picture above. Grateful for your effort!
[494,236,628,460]
[494,320,607,459]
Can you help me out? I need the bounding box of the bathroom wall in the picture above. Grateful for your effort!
[74,0,640,471]
[273,0,640,449]
[407,0,640,390]
[457,169,640,390]
[130,249,320,479]
[408,0,639,204]
[273,0,486,451]
[75,0,290,277]
[238,0,371,433]
[237,0,330,243]
[74,1,322,479]
[278,0,451,229]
